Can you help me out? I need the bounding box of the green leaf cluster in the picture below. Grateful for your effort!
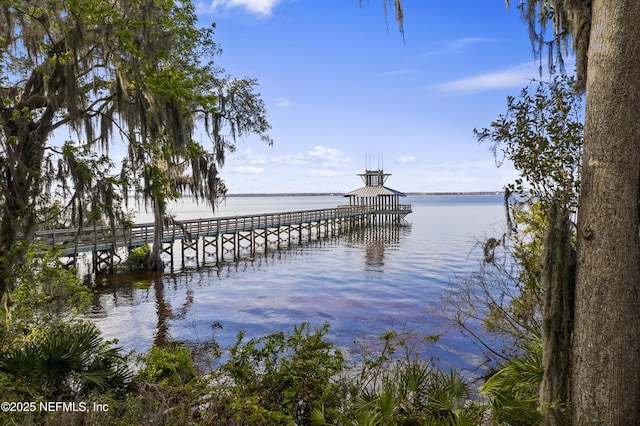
[330,330,483,426]
[480,331,544,426]
[471,75,583,342]
[124,243,152,270]
[473,75,582,424]
[218,322,346,425]
[124,324,485,426]
[475,75,583,213]
[3,246,91,338]
[137,343,196,388]
[0,321,131,399]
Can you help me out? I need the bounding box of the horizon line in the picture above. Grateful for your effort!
[224,191,504,197]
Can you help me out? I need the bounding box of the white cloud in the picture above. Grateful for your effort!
[268,145,348,168]
[208,0,282,15]
[306,145,336,160]
[233,166,264,174]
[229,146,349,187]
[275,97,292,107]
[309,169,337,177]
[305,145,349,167]
[422,37,494,58]
[233,148,253,158]
[396,156,416,164]
[436,62,539,94]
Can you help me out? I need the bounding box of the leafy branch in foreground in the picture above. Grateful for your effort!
[474,75,583,424]
[480,330,544,426]
[0,321,131,399]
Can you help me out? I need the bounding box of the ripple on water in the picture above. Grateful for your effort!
[88,195,506,374]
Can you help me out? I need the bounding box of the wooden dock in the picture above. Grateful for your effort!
[34,204,412,272]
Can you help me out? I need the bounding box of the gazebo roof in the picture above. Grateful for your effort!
[343,185,406,197]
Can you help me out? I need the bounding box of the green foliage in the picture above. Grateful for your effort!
[476,75,581,424]
[112,323,347,425]
[353,329,437,391]
[337,330,483,426]
[469,76,583,326]
[463,74,582,360]
[475,75,583,212]
[218,322,346,425]
[0,0,271,294]
[480,202,546,338]
[110,351,204,426]
[137,344,196,388]
[125,243,152,270]
[3,246,91,340]
[0,246,132,425]
[480,331,544,426]
[0,322,496,425]
[0,321,131,399]
[351,365,478,426]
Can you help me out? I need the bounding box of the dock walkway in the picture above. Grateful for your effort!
[34,204,412,271]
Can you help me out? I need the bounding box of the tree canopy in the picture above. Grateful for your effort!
[0,0,271,282]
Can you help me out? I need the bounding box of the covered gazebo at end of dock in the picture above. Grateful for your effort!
[343,169,412,219]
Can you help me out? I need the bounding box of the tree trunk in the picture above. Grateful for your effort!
[571,1,640,424]
[152,272,170,346]
[540,203,574,426]
[150,201,166,271]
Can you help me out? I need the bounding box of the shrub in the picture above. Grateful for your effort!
[137,344,196,388]
[5,246,91,338]
[125,244,152,270]
[0,321,131,399]
[216,322,347,425]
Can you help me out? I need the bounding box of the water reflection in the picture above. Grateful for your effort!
[87,195,507,375]
[88,222,411,352]
[346,223,412,273]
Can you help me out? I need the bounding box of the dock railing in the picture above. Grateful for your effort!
[34,205,380,255]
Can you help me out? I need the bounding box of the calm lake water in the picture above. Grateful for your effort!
[87,194,507,376]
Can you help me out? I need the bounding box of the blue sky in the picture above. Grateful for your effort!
[192,0,559,194]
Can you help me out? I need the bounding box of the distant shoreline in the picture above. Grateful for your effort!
[225,191,503,197]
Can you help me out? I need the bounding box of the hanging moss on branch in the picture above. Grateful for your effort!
[539,202,575,424]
